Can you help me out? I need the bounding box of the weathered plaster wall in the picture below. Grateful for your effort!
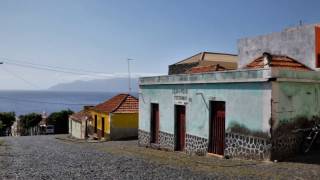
[70,120,82,139]
[238,24,316,69]
[273,81,320,123]
[110,113,138,140]
[271,72,320,160]
[90,110,110,135]
[139,82,272,140]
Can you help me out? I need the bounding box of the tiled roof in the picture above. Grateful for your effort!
[92,94,138,114]
[188,64,228,74]
[245,54,312,71]
[70,110,92,122]
[173,52,237,65]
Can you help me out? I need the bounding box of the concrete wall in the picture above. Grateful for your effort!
[139,82,272,139]
[70,120,83,139]
[273,82,320,124]
[271,69,320,124]
[269,69,320,160]
[90,110,110,136]
[110,113,138,140]
[238,24,317,69]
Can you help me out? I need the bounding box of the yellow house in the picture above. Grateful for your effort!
[89,93,138,140]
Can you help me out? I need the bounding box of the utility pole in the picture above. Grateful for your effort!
[127,58,134,93]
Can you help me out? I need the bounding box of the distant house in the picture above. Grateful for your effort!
[168,52,238,75]
[69,106,93,139]
[89,94,139,140]
[11,118,20,136]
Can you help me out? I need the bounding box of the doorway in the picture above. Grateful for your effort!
[208,101,225,155]
[150,103,159,144]
[175,105,186,151]
[101,117,105,138]
[94,115,97,133]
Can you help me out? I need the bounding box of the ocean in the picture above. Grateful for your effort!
[0,91,137,116]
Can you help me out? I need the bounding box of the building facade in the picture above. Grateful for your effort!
[139,67,320,160]
[238,23,320,70]
[69,106,93,139]
[168,52,238,75]
[139,23,320,161]
[90,94,139,140]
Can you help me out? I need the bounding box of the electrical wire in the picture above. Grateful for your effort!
[3,61,94,76]
[1,60,114,78]
[1,57,109,75]
[0,57,131,90]
[0,66,40,89]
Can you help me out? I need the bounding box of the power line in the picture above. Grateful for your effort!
[0,96,91,106]
[1,57,108,75]
[4,61,94,76]
[1,59,114,78]
[0,66,40,89]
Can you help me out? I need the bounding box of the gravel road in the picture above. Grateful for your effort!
[0,135,219,180]
[1,135,320,180]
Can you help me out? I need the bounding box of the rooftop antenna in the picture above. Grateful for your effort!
[263,52,272,68]
[127,58,134,93]
[299,20,303,26]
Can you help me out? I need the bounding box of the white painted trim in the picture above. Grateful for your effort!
[140,78,270,85]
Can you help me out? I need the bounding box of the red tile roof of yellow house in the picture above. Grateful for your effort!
[245,53,312,71]
[92,93,138,113]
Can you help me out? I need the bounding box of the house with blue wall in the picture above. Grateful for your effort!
[138,23,320,161]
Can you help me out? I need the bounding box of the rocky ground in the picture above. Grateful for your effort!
[0,135,320,179]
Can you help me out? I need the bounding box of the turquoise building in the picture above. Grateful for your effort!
[139,23,320,161]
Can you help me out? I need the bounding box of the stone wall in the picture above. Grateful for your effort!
[224,132,271,160]
[271,133,304,160]
[138,129,150,147]
[185,134,208,156]
[138,130,282,160]
[159,131,175,151]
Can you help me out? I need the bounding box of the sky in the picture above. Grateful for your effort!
[0,0,319,90]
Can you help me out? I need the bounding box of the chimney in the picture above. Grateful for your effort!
[263,52,272,68]
[84,105,94,111]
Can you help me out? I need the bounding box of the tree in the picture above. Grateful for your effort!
[0,112,15,136]
[19,113,42,135]
[47,109,73,134]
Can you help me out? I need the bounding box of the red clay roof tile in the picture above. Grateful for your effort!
[245,54,312,71]
[92,93,138,113]
[70,110,92,122]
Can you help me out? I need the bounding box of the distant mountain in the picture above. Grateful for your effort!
[48,78,139,92]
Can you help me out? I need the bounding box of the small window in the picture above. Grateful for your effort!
[318,54,320,68]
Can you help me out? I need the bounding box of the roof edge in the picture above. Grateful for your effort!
[170,51,238,66]
[111,94,129,113]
